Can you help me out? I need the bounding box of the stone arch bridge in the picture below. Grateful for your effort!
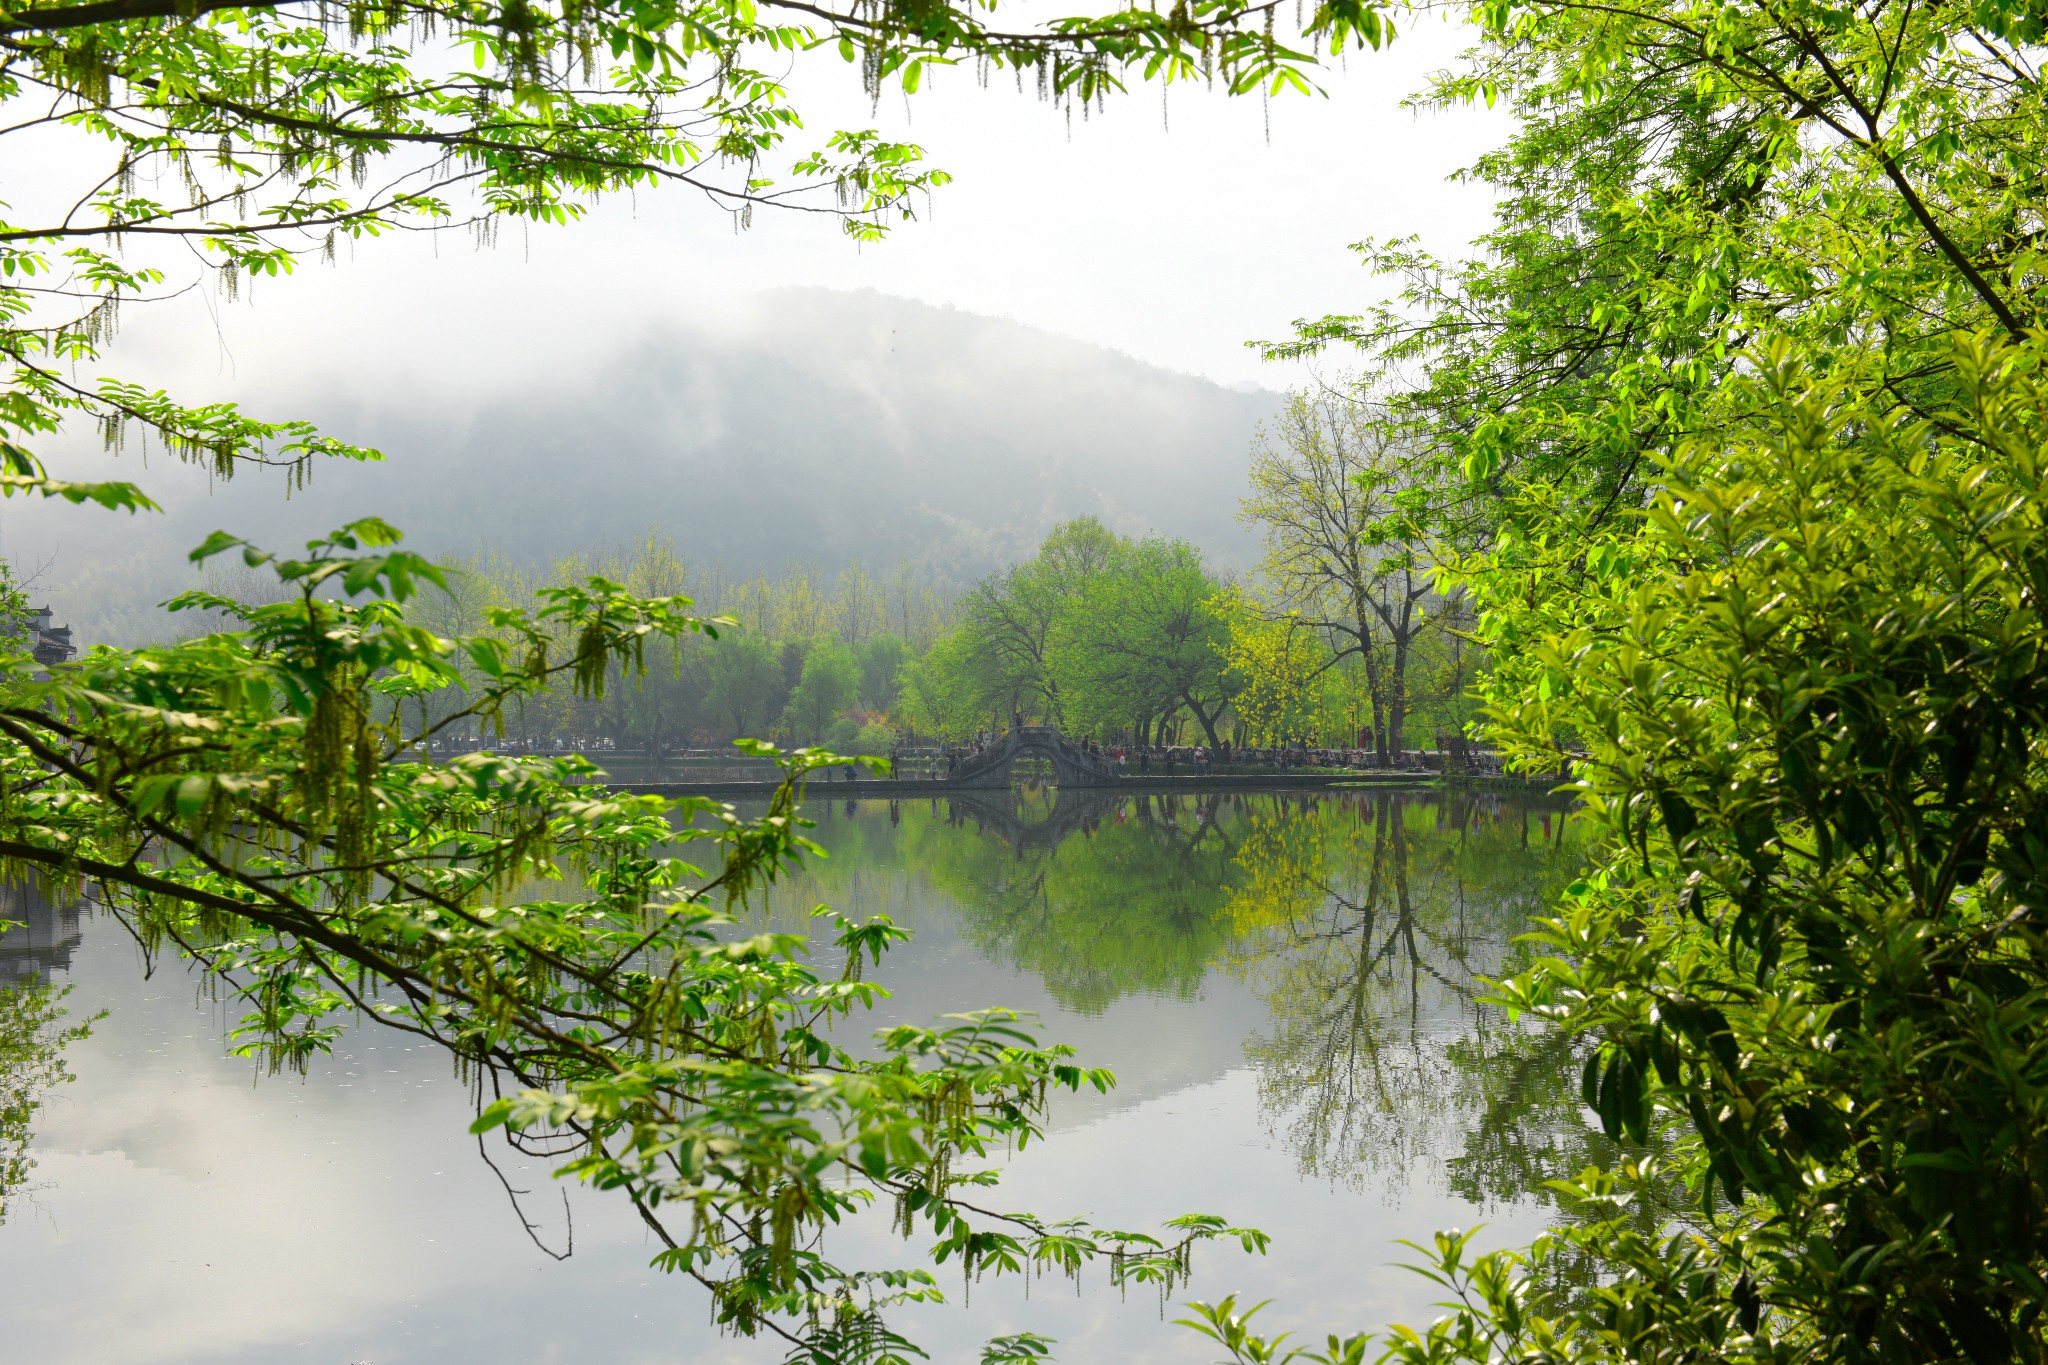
[947,726,1117,789]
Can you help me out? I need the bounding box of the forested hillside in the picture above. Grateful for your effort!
[18,289,1278,644]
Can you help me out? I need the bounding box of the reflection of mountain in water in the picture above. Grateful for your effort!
[783,788,1603,1196]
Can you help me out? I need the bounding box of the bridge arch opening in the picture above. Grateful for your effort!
[945,726,1117,789]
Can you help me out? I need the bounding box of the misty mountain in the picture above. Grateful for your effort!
[14,288,1284,644]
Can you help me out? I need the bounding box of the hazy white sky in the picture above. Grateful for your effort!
[89,11,1508,405]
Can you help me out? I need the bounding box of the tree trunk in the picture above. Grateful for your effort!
[1388,638,1410,759]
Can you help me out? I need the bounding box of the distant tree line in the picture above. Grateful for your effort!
[901,438,1481,759]
[379,536,955,754]
[364,465,1484,761]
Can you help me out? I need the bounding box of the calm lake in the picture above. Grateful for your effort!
[0,786,1588,1364]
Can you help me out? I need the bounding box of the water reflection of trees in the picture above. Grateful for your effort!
[0,880,94,1224]
[913,787,1604,1202]
[785,788,1608,1202]
[918,787,1243,1014]
[1214,792,1590,1197]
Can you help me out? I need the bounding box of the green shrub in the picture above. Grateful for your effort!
[824,715,862,752]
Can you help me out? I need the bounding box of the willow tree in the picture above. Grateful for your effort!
[943,517,1121,727]
[1051,534,1236,747]
[0,0,1401,1356]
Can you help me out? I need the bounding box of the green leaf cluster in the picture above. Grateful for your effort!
[1197,0,2048,1353]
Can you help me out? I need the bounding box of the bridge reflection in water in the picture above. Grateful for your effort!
[937,783,1130,853]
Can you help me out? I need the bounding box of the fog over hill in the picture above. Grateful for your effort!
[12,288,1283,645]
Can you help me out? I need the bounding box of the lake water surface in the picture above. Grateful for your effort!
[0,786,1589,1364]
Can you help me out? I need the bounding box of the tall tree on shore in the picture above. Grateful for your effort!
[1241,394,1456,760]
[1052,536,1236,747]
[779,638,860,741]
[702,630,786,738]
[949,517,1120,726]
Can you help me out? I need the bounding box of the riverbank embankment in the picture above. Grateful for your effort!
[608,771,1546,800]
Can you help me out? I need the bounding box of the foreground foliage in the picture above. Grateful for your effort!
[1162,0,2048,1347]
[0,521,1271,1358]
[1185,339,2048,1365]
[1494,341,2048,1362]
